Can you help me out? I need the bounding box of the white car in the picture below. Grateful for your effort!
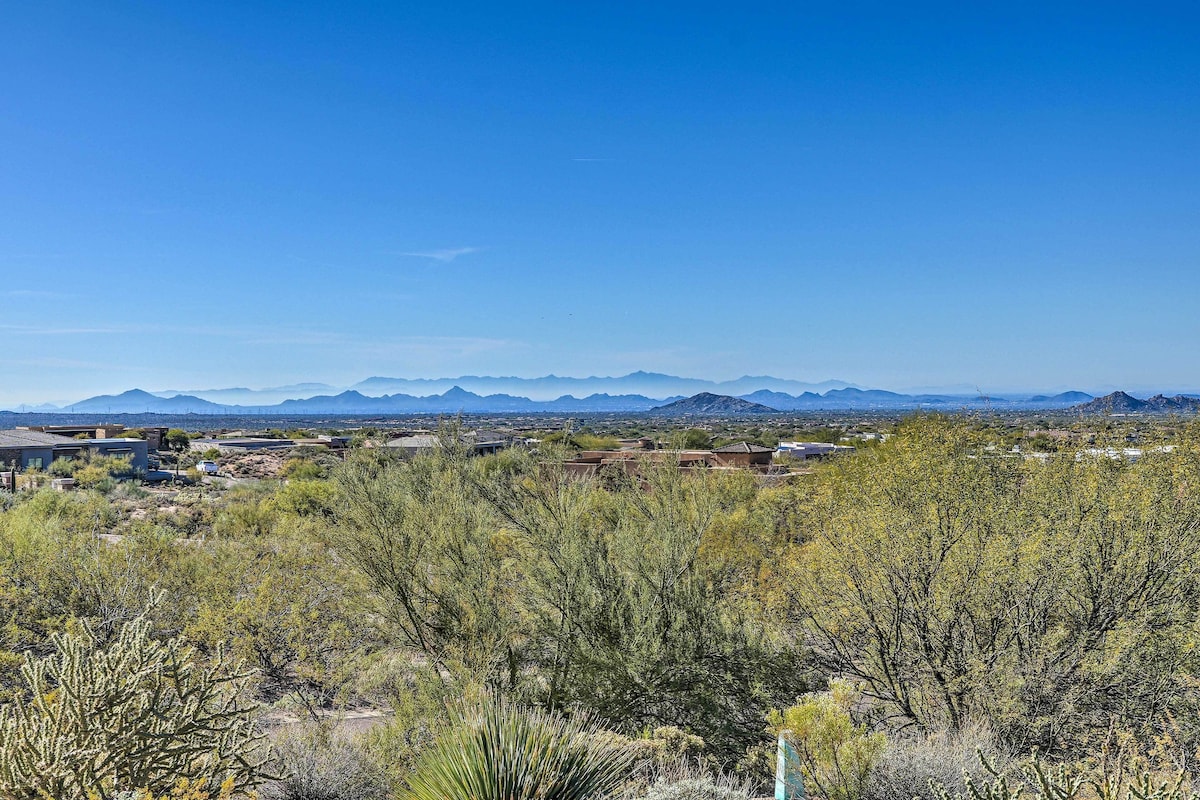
[196,460,220,476]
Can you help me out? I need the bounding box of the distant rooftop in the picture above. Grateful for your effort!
[386,435,440,448]
[191,437,297,450]
[0,429,80,448]
[712,441,775,453]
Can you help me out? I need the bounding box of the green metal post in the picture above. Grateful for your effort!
[776,731,805,800]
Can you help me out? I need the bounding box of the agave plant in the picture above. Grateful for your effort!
[403,699,634,800]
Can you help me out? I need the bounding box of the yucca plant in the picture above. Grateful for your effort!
[402,699,634,800]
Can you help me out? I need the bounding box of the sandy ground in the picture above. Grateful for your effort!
[262,707,391,736]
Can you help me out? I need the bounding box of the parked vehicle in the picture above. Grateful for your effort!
[196,460,220,476]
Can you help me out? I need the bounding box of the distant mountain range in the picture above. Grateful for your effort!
[55,387,677,415]
[9,377,1199,416]
[147,372,857,406]
[12,377,1116,415]
[1029,391,1094,404]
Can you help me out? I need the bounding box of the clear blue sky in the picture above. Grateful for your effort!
[2,2,1198,404]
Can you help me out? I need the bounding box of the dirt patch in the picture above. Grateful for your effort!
[223,450,289,480]
[262,707,391,737]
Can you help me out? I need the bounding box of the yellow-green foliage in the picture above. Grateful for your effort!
[272,478,337,518]
[0,478,379,712]
[46,454,135,488]
[9,413,1200,788]
[0,489,120,692]
[185,526,380,705]
[779,416,1200,753]
[333,448,806,765]
[279,457,326,481]
[212,497,277,539]
[773,680,887,800]
[572,434,622,450]
[674,428,712,449]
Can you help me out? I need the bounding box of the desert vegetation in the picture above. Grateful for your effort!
[2,415,1200,798]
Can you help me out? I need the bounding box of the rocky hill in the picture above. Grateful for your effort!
[1073,391,1200,414]
[649,393,778,415]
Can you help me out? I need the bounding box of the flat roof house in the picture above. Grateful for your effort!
[19,425,169,451]
[0,430,77,471]
[776,441,856,460]
[189,437,297,453]
[0,430,150,473]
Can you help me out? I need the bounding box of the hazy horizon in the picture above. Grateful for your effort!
[7,370,1200,411]
[3,4,1198,404]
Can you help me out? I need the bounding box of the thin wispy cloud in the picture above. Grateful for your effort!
[397,246,482,262]
[0,323,140,336]
[1,289,69,299]
[0,322,244,337]
[0,357,147,371]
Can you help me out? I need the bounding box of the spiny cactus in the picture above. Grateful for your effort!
[931,751,1194,800]
[0,608,266,800]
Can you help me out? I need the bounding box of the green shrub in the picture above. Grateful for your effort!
[773,680,887,800]
[573,434,622,450]
[675,429,712,449]
[48,457,76,477]
[273,479,337,519]
[212,499,277,539]
[280,458,325,481]
[402,699,633,800]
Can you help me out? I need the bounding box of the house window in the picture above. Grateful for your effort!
[28,458,43,470]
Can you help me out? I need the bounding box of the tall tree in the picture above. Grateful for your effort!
[780,417,1200,755]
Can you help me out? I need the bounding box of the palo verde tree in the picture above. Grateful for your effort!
[165,429,192,454]
[779,415,1200,756]
[332,443,807,767]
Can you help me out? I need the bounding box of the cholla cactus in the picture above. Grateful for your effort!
[0,609,266,800]
[931,752,1194,800]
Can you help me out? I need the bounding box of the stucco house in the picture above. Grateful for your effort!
[0,429,150,472]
